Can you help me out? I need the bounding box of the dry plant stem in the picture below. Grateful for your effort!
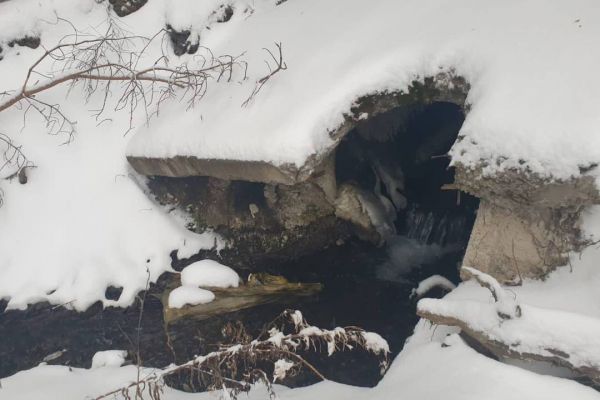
[255,348,326,380]
[242,42,287,107]
[0,61,236,113]
[134,268,152,400]
[0,133,31,177]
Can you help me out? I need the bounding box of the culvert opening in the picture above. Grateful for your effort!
[335,101,478,249]
[260,100,480,387]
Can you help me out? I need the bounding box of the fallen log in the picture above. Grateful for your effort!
[417,266,600,383]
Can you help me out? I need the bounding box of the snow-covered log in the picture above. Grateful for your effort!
[417,267,600,383]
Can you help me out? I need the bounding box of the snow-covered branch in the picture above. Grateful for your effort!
[95,310,389,400]
[461,266,521,319]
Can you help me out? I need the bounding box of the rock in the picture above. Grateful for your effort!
[0,35,40,62]
[128,156,298,185]
[335,183,390,245]
[166,25,200,56]
[7,36,40,49]
[147,174,348,269]
[249,203,259,218]
[454,165,600,210]
[108,0,148,17]
[126,72,470,267]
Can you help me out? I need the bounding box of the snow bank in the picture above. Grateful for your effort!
[126,0,600,181]
[0,1,224,311]
[1,0,599,314]
[168,286,215,309]
[379,332,600,400]
[180,259,240,288]
[91,350,127,369]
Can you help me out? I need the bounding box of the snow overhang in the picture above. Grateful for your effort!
[127,73,470,185]
[125,0,600,188]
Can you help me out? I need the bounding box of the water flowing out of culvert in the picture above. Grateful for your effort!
[260,101,480,386]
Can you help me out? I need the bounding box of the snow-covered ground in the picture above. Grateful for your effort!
[0,0,227,311]
[2,0,600,399]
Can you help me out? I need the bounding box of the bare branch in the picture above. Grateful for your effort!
[242,42,287,107]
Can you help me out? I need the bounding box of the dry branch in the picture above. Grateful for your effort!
[461,266,521,318]
[242,42,287,107]
[0,16,246,189]
[0,22,243,136]
[0,133,32,181]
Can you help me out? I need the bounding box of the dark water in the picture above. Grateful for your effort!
[0,233,466,387]
[256,229,467,382]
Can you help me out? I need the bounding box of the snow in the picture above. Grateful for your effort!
[167,259,239,308]
[91,350,127,369]
[411,275,456,298]
[168,286,215,309]
[0,1,225,311]
[1,1,600,399]
[460,266,521,318]
[273,359,295,382]
[124,0,600,182]
[361,332,390,356]
[180,259,240,288]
